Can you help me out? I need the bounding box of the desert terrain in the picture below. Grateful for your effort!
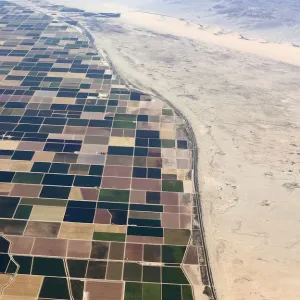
[85,12,300,300]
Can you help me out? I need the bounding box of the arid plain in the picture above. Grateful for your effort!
[84,12,300,300]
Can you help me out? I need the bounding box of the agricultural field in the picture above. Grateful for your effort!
[0,1,207,299]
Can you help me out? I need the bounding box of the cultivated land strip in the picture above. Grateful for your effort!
[0,1,216,299]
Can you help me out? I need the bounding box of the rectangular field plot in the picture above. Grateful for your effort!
[0,2,201,300]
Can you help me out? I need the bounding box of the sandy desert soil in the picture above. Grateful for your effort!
[81,13,300,300]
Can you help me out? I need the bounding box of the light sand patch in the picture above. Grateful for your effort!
[53,97,76,104]
[177,169,191,181]
[160,129,176,139]
[0,183,13,195]
[29,206,65,222]
[0,274,11,293]
[109,137,135,147]
[58,222,94,240]
[32,151,55,162]
[2,80,22,86]
[183,265,209,300]
[0,141,19,150]
[183,180,194,194]
[94,224,127,234]
[68,187,84,200]
[0,275,43,299]
[10,162,33,172]
[162,169,177,175]
[0,161,14,171]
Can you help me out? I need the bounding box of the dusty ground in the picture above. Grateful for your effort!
[82,13,300,300]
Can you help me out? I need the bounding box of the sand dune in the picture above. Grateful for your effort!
[116,11,300,67]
